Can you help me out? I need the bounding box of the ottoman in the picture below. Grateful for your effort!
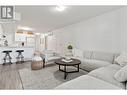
[31,56,43,70]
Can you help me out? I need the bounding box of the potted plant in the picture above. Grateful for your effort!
[67,44,73,50]
[67,44,73,56]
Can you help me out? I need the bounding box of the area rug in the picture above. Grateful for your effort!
[19,64,88,89]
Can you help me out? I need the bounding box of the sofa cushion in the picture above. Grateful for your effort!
[45,56,61,62]
[55,75,122,89]
[83,50,93,59]
[79,59,111,71]
[113,53,120,64]
[114,65,127,82]
[72,49,84,58]
[114,52,127,67]
[88,64,125,89]
[45,53,54,58]
[91,51,114,63]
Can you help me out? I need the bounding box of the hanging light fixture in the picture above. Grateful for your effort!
[55,5,67,12]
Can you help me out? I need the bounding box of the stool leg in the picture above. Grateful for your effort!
[3,54,7,65]
[16,52,24,64]
[21,52,24,63]
[21,57,24,63]
[8,54,12,64]
[9,58,12,64]
[3,53,12,65]
[3,59,6,65]
[16,57,20,64]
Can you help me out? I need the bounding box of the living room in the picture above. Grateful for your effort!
[1,0,127,95]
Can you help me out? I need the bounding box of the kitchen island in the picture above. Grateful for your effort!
[0,46,35,64]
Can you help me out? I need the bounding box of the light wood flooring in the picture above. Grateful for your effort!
[0,62,31,89]
[0,61,87,89]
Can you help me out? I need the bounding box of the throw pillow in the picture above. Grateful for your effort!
[114,65,127,82]
[114,52,127,66]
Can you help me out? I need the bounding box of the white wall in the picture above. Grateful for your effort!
[47,35,57,51]
[0,24,15,46]
[52,7,127,53]
[0,24,4,45]
[0,24,3,34]
[51,28,74,55]
[70,8,122,52]
[117,7,127,52]
[1,23,17,45]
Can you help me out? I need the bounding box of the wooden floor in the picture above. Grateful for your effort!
[0,62,31,89]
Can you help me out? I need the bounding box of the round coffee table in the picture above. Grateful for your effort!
[55,58,81,79]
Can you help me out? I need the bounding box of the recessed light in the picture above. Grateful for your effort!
[55,5,67,12]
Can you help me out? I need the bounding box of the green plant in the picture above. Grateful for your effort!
[67,45,73,50]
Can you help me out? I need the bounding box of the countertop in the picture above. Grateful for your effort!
[0,46,34,48]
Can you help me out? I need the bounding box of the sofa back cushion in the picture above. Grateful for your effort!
[91,51,115,63]
[72,49,84,58]
[114,52,127,67]
[43,50,56,58]
[114,65,127,82]
[83,50,93,59]
[113,53,120,64]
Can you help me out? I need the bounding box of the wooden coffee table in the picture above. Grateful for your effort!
[55,58,81,79]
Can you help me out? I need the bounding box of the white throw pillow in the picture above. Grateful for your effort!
[45,53,54,58]
[114,65,127,82]
[73,49,84,58]
[114,52,127,66]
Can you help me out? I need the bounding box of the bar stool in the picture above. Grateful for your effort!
[16,50,24,64]
[2,50,12,65]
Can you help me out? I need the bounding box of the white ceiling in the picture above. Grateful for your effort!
[15,6,123,33]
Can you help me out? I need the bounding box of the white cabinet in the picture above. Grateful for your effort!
[15,31,35,42]
[23,47,35,60]
[15,33,26,42]
[26,37,35,47]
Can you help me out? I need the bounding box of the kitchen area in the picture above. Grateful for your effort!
[0,23,45,65]
[0,8,58,65]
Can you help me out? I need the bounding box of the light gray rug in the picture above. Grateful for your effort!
[19,64,88,89]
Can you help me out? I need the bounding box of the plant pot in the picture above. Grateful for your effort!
[67,49,73,56]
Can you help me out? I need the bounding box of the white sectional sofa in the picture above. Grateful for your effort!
[55,50,127,89]
[88,64,125,89]
[79,50,117,71]
[55,75,122,89]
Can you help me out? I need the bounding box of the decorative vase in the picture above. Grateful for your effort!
[67,49,73,56]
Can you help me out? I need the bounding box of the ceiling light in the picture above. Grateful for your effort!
[55,5,67,12]
[35,33,40,35]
